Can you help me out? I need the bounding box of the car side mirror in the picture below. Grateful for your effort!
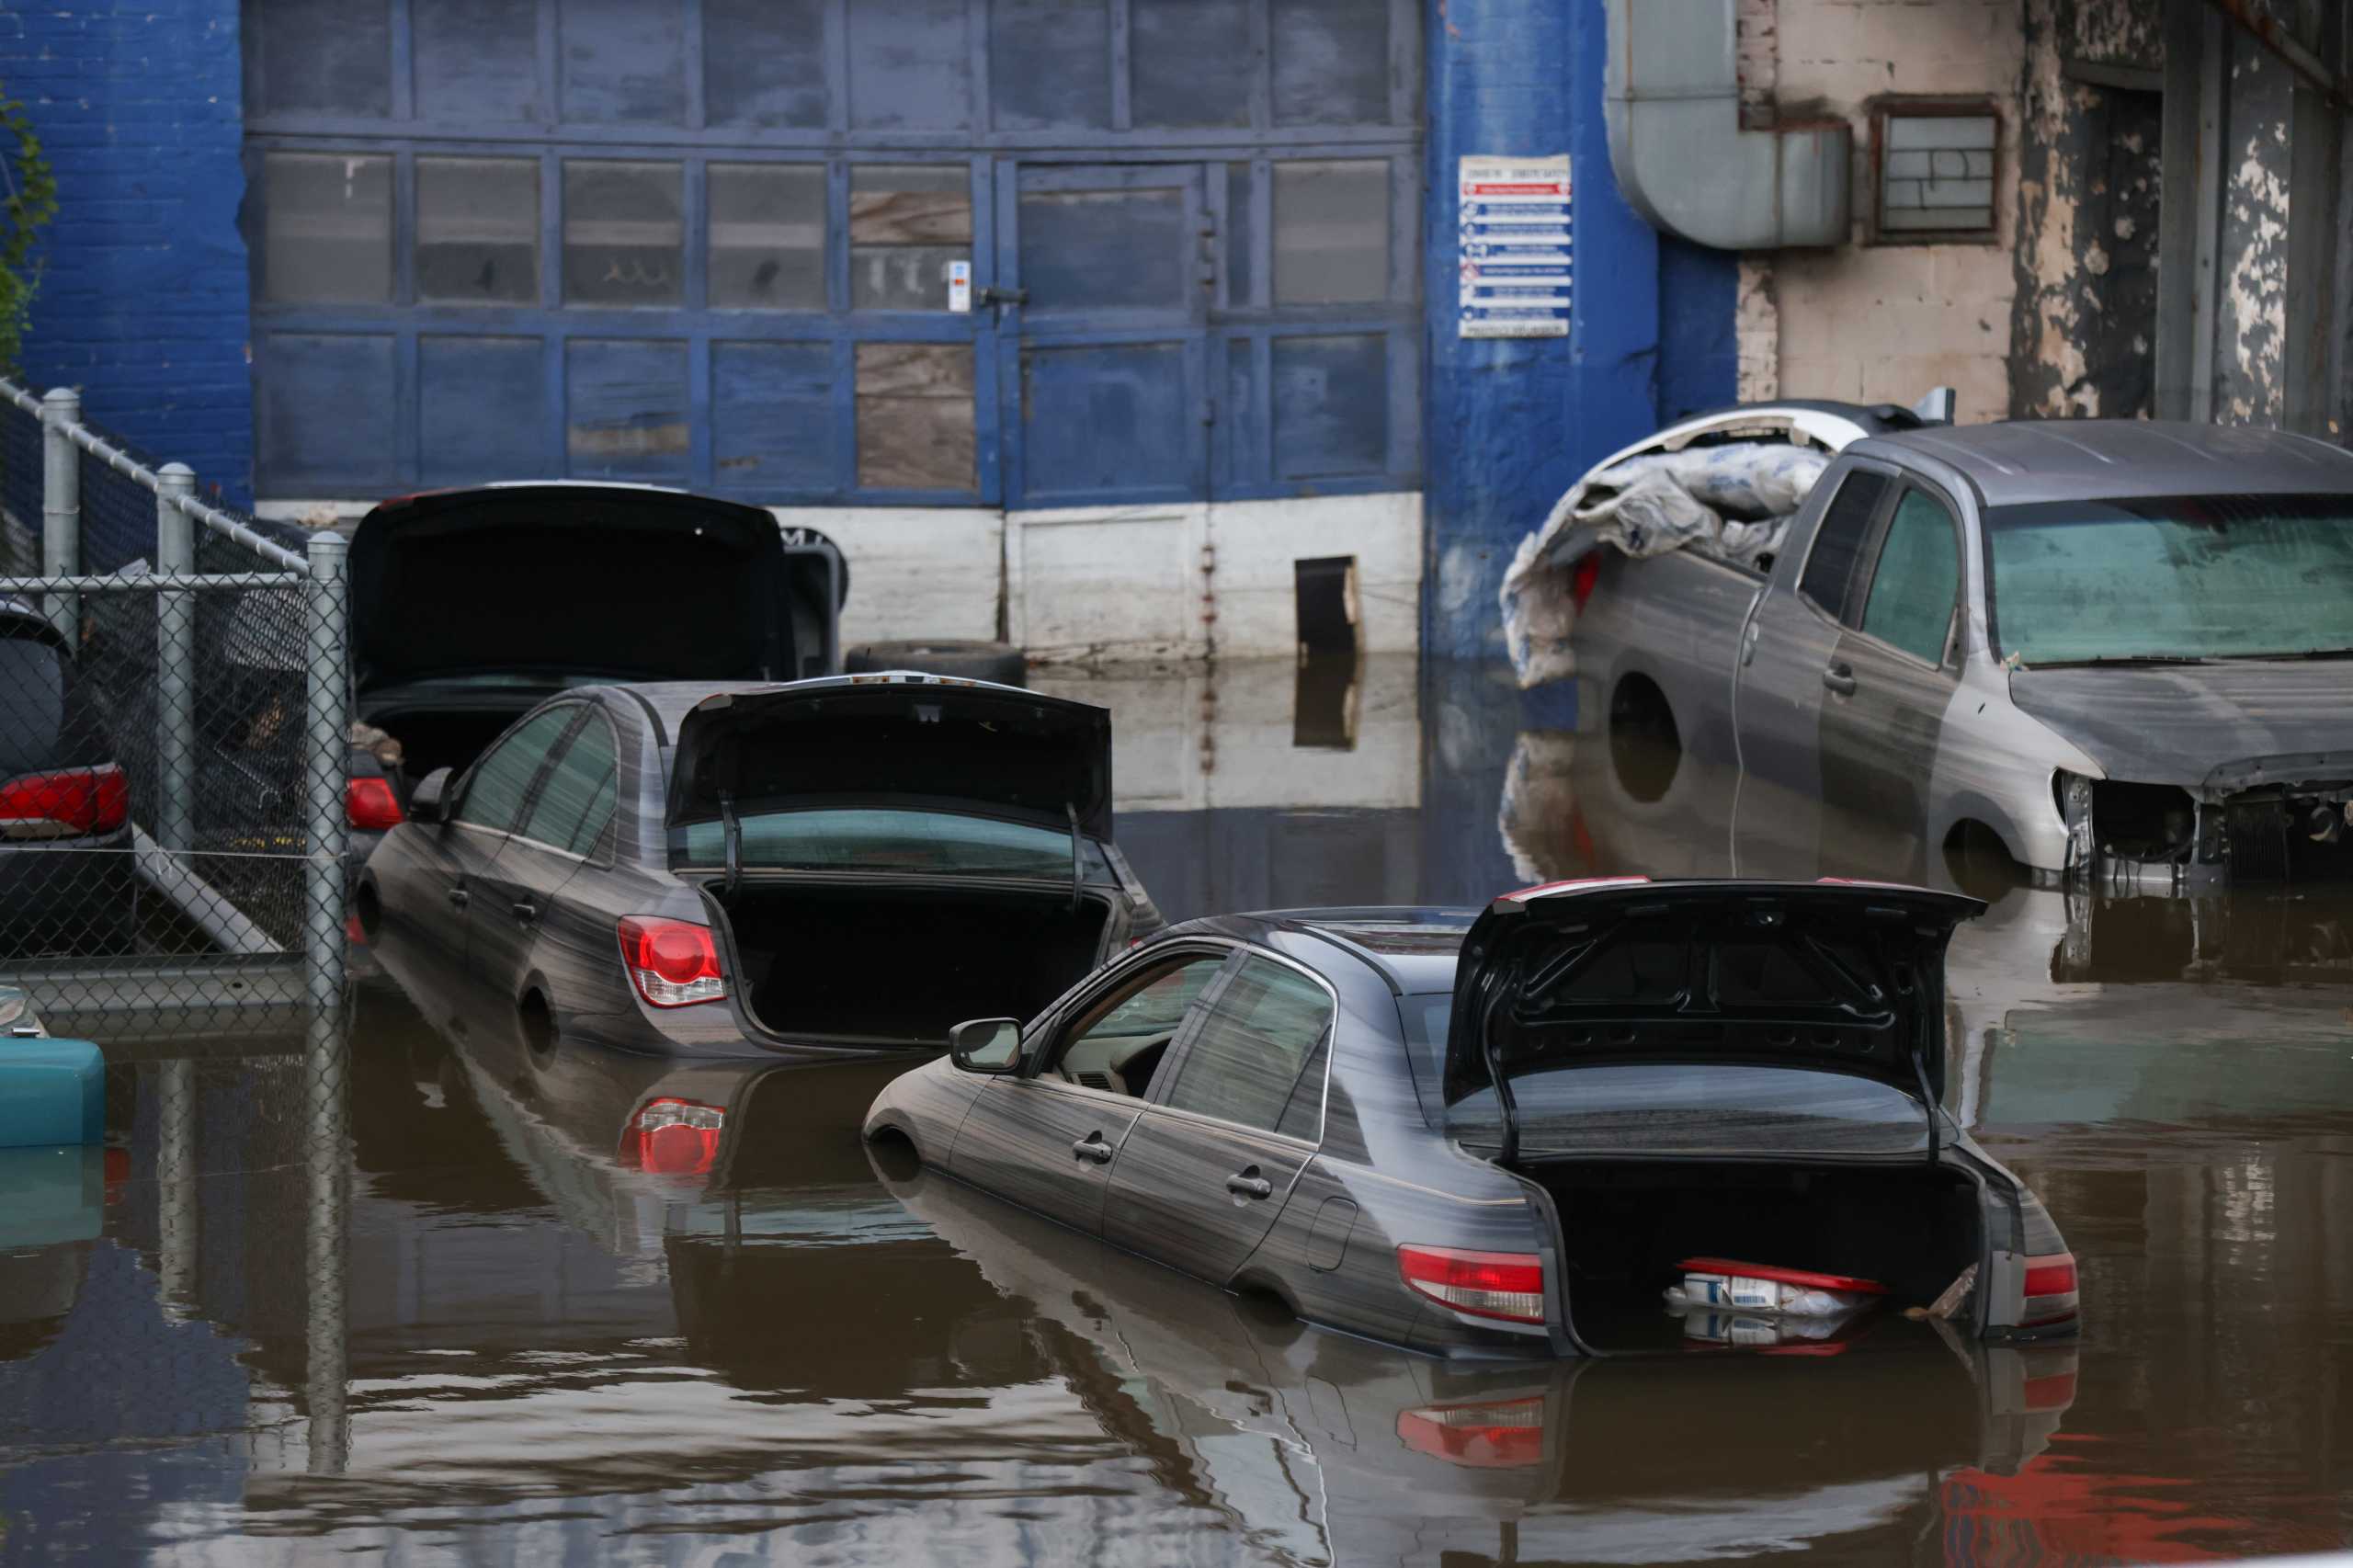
[409,767,453,824]
[948,1017,1022,1074]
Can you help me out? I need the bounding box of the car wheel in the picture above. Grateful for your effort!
[843,639,1027,687]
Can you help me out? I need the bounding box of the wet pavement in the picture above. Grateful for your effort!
[6,656,2353,1563]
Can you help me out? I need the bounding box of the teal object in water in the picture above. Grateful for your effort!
[0,1040,105,1147]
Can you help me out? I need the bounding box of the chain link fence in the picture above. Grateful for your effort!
[0,378,349,1032]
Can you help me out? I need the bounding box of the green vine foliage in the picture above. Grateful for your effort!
[0,88,59,375]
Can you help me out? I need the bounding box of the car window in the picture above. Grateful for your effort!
[454,706,576,834]
[1052,953,1228,1097]
[1159,955,1335,1137]
[1986,493,2353,663]
[1798,470,1892,621]
[677,807,1117,882]
[1859,488,1961,662]
[519,710,618,855]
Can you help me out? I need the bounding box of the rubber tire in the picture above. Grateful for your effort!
[843,639,1027,687]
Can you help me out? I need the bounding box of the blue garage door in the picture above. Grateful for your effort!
[241,0,1421,509]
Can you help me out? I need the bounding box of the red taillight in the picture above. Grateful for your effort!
[1397,1245,1546,1324]
[1395,1397,1546,1468]
[0,765,128,836]
[2020,1252,2080,1326]
[1569,551,1602,611]
[346,775,405,830]
[617,1096,725,1177]
[617,915,728,1007]
[345,912,367,946]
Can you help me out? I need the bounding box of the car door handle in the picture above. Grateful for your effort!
[446,887,470,909]
[1071,1133,1115,1165]
[511,899,539,923]
[1224,1168,1274,1200]
[1822,663,1858,697]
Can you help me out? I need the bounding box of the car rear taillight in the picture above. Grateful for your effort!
[1569,551,1602,611]
[1395,1397,1546,1468]
[617,916,728,1007]
[617,1096,725,1177]
[0,765,129,837]
[1397,1245,1547,1324]
[2020,1252,2080,1326]
[346,775,404,830]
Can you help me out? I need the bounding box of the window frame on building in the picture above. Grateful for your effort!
[1869,97,2004,247]
[240,0,1424,509]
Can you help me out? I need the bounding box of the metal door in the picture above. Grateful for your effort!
[991,161,1211,509]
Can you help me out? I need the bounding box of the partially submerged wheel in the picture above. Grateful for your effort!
[844,639,1026,687]
[1608,673,1681,803]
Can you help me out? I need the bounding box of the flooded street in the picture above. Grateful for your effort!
[6,657,2352,1564]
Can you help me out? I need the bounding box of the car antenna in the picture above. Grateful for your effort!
[1064,802,1082,912]
[720,789,742,903]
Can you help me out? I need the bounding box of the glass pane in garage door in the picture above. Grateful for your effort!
[1001,163,1208,506]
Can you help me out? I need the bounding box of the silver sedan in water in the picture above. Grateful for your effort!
[1547,420,2353,889]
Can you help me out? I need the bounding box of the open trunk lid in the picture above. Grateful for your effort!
[667,675,1114,840]
[1444,879,1984,1161]
[349,483,794,692]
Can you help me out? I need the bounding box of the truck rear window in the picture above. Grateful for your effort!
[0,636,65,778]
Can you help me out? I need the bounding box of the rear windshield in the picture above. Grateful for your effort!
[1397,992,1934,1155]
[1987,494,2353,664]
[676,807,1115,881]
[0,635,65,778]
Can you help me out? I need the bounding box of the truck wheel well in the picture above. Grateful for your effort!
[1608,672,1681,802]
[1942,818,2029,898]
[519,990,557,1059]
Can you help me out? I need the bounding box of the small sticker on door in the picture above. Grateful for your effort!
[948,260,972,313]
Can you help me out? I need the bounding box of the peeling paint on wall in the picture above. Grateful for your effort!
[1736,258,1781,402]
[2008,0,2163,420]
[2217,37,2293,425]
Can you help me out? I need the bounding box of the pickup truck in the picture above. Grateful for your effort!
[1521,415,2353,889]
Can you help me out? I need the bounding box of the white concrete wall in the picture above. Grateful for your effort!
[271,489,1422,665]
[1740,0,2027,421]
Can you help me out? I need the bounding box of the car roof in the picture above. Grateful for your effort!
[1862,419,2353,506]
[1170,907,1477,994]
[613,672,1056,733]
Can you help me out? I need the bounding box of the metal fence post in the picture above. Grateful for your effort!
[40,386,80,641]
[302,531,350,1014]
[155,463,199,853]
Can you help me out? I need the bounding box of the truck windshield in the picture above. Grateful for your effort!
[1986,494,2353,665]
[676,807,1115,881]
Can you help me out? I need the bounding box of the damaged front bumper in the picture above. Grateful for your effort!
[2058,757,2353,890]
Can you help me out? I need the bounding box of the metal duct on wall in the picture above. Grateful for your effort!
[1603,0,1851,250]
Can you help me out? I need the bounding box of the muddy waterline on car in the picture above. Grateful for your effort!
[5,658,2351,1564]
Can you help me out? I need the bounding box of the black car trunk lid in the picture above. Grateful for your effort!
[349,483,793,692]
[667,676,1114,842]
[1444,879,1984,1164]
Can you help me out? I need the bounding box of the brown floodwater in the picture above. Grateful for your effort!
[5,658,2351,1563]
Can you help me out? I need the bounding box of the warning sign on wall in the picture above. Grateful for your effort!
[1458,154,1572,339]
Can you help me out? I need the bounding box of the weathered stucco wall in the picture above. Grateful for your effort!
[2008,0,2165,418]
[1736,0,2028,421]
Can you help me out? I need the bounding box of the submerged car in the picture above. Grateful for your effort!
[1515,419,2353,888]
[863,877,2080,1358]
[338,483,847,863]
[358,673,1160,1058]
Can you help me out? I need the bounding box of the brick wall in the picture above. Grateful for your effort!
[2,0,253,506]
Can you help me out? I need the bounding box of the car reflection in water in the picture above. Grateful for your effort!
[879,1153,2080,1565]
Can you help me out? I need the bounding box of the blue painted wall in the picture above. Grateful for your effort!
[1421,0,1737,663]
[3,0,254,507]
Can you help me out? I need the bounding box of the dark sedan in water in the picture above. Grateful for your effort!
[863,877,2081,1357]
[358,672,1161,1059]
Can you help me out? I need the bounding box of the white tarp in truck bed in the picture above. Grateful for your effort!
[1501,439,1829,687]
